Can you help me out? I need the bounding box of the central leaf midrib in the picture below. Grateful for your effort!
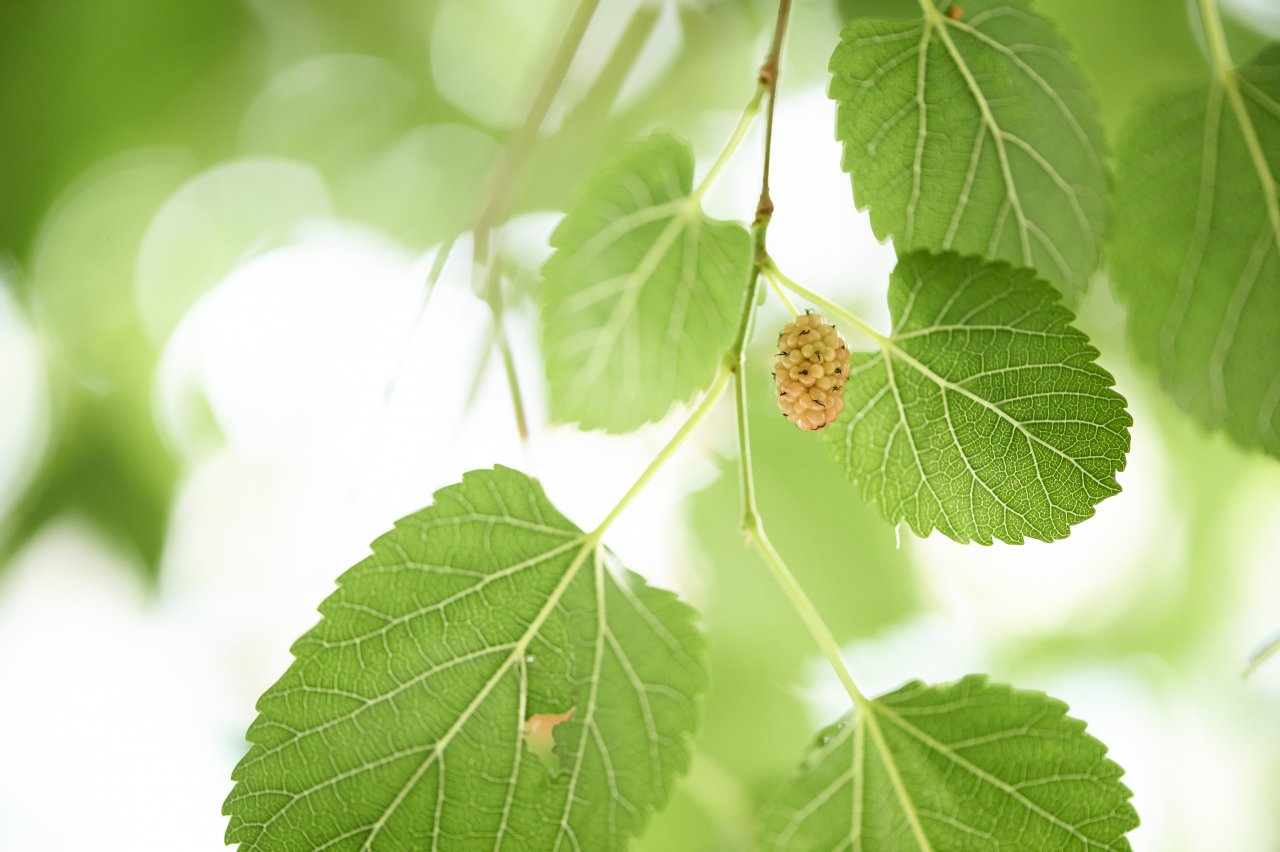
[1222,64,1280,246]
[550,549,611,850]
[575,200,701,392]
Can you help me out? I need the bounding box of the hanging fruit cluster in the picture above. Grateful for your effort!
[774,312,852,431]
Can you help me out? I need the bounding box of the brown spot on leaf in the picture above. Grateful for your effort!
[946,4,963,20]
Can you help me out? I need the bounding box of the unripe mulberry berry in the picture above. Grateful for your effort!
[774,312,852,431]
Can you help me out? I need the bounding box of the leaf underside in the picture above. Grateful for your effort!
[830,0,1109,303]
[827,251,1131,544]
[760,675,1139,851]
[224,466,707,851]
[1111,44,1280,458]
[539,131,751,433]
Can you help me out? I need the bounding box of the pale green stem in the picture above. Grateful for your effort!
[765,260,891,347]
[722,0,871,711]
[733,267,764,543]
[767,272,799,316]
[750,523,872,708]
[691,83,767,204]
[740,305,931,847]
[588,365,732,542]
[475,0,601,233]
[493,322,529,439]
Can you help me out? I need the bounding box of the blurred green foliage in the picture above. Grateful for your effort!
[0,0,257,259]
[0,0,770,576]
[3,152,197,570]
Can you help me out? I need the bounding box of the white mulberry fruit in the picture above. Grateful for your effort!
[774,312,852,431]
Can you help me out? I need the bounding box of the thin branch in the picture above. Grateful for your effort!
[471,234,530,439]
[1193,0,1234,80]
[766,258,890,346]
[1244,628,1280,678]
[763,267,800,316]
[560,2,661,134]
[733,0,872,712]
[474,0,601,238]
[754,0,792,224]
[384,235,456,403]
[589,364,733,541]
[472,0,602,441]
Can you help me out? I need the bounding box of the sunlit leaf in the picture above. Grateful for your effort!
[224,466,706,851]
[1110,44,1280,458]
[830,0,1108,302]
[827,251,1130,544]
[760,676,1139,851]
[539,132,751,433]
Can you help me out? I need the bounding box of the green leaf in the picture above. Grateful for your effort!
[760,675,1139,851]
[1110,44,1280,458]
[224,466,706,851]
[827,251,1130,544]
[829,0,1109,302]
[539,132,751,433]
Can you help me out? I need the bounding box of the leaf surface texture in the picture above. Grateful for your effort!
[830,0,1109,301]
[761,676,1139,851]
[539,132,750,433]
[828,251,1130,544]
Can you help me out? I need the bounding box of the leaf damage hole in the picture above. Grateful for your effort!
[522,706,577,761]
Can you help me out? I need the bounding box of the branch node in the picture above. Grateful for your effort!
[755,195,775,224]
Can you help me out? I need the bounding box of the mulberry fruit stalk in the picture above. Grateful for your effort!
[774,312,852,431]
